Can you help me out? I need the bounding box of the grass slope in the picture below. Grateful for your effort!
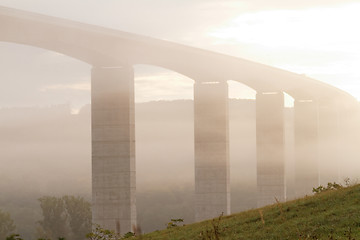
[139,184,360,239]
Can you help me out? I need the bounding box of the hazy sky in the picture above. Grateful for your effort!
[0,0,359,111]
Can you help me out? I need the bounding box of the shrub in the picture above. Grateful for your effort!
[312,182,343,194]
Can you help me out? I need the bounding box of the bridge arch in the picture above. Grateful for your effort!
[1,5,355,102]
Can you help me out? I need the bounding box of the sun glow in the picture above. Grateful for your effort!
[210,4,360,50]
[209,3,360,100]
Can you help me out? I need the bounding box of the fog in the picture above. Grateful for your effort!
[1,98,360,237]
[0,99,258,192]
[1,0,360,239]
[0,100,258,237]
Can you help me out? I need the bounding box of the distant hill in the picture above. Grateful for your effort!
[0,99,261,193]
[140,184,360,239]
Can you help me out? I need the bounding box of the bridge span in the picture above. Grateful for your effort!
[1,5,359,235]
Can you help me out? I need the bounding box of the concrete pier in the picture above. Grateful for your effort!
[91,66,136,234]
[194,81,230,221]
[318,99,339,185]
[336,101,360,180]
[294,100,319,197]
[256,92,285,207]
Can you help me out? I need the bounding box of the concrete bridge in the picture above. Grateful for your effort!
[1,6,359,235]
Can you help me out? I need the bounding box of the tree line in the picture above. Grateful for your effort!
[1,196,91,240]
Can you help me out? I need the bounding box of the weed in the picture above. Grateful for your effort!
[6,234,24,240]
[344,227,355,240]
[198,213,224,240]
[132,224,142,239]
[166,218,184,229]
[312,182,343,194]
[258,209,265,226]
[274,197,285,222]
[123,232,135,238]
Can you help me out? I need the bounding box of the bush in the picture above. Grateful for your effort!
[312,182,343,194]
[0,209,16,239]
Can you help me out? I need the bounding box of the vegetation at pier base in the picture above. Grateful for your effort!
[0,209,16,239]
[36,196,91,240]
[312,182,344,194]
[137,184,360,240]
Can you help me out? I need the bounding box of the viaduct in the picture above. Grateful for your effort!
[1,6,359,235]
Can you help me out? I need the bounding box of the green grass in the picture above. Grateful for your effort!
[137,184,360,239]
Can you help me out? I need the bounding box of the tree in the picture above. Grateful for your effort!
[6,233,65,240]
[63,195,91,240]
[38,196,68,240]
[86,225,120,240]
[0,209,16,239]
[37,196,91,240]
[6,234,23,240]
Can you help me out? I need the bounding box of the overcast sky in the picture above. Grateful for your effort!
[0,0,359,111]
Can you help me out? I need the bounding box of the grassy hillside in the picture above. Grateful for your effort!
[139,184,360,239]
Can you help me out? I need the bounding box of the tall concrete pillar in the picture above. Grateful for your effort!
[91,66,136,235]
[337,101,360,180]
[294,100,319,197]
[256,92,285,207]
[318,99,339,185]
[194,81,230,221]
